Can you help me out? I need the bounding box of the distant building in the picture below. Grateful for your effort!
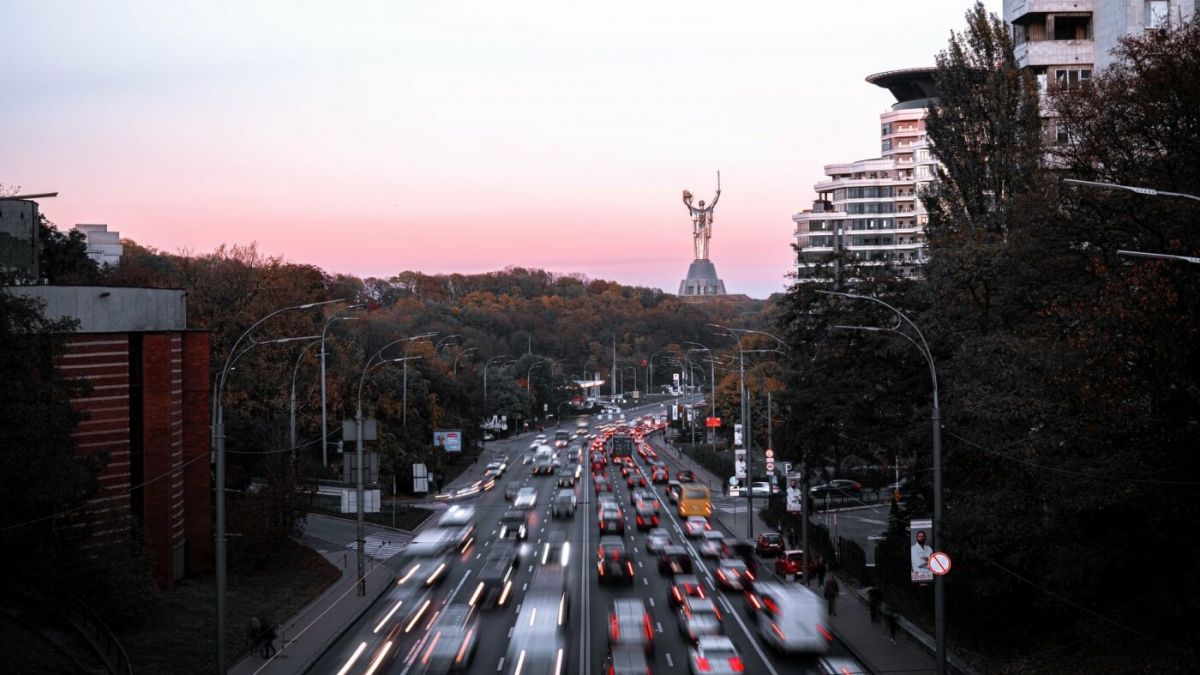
[75,223,123,267]
[792,68,939,281]
[7,285,211,589]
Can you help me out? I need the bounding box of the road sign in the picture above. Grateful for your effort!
[765,448,775,473]
[343,417,377,441]
[728,476,739,487]
[780,462,792,475]
[705,416,721,428]
[929,551,952,576]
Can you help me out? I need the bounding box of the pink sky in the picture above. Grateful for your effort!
[4,1,1000,298]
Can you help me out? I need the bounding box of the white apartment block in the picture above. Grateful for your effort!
[74,223,123,267]
[792,69,938,280]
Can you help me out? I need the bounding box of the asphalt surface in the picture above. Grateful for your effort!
[308,400,857,674]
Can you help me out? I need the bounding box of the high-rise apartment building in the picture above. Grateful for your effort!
[1008,1,1195,96]
[792,69,939,280]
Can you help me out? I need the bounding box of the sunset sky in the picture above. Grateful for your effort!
[5,0,999,298]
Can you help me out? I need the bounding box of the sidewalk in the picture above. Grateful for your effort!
[650,435,948,675]
[229,547,395,675]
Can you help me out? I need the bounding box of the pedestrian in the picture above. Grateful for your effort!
[248,617,263,657]
[823,575,840,616]
[806,557,817,586]
[261,622,277,658]
[884,604,898,643]
[815,555,828,588]
[868,586,882,624]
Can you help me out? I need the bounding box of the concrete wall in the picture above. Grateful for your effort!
[11,286,187,332]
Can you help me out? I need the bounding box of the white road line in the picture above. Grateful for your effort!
[666,653,674,667]
[496,656,505,671]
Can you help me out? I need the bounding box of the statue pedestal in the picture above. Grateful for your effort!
[678,259,727,296]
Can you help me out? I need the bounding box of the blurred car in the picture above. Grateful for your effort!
[667,480,683,503]
[667,574,707,609]
[597,536,635,585]
[533,458,555,475]
[626,472,647,488]
[487,461,507,476]
[809,479,863,499]
[714,557,754,591]
[504,481,521,501]
[514,486,538,509]
[608,598,655,655]
[415,603,478,673]
[749,481,773,497]
[645,528,671,553]
[698,529,729,558]
[685,516,712,538]
[504,570,568,675]
[657,545,694,575]
[470,543,519,609]
[651,465,671,483]
[557,469,576,488]
[551,489,577,518]
[775,550,806,577]
[630,488,653,506]
[686,636,744,675]
[677,596,724,643]
[594,476,613,493]
[756,532,784,557]
[677,470,696,482]
[598,507,626,535]
[604,646,651,675]
[499,510,529,540]
[634,504,659,531]
[744,581,832,655]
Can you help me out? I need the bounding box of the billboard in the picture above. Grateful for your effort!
[910,518,934,583]
[734,448,747,479]
[733,423,743,447]
[786,473,803,513]
[433,429,462,452]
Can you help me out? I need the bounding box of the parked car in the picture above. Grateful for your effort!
[775,550,806,577]
[756,532,784,557]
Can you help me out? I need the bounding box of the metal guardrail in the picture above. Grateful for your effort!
[62,594,132,675]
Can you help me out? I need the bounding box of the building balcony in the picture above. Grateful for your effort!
[1014,39,1093,68]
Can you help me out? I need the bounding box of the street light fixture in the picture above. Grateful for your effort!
[817,288,945,675]
[1063,177,1200,203]
[482,355,510,455]
[212,297,343,674]
[452,347,477,375]
[401,333,438,426]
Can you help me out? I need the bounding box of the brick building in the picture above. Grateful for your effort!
[11,285,211,589]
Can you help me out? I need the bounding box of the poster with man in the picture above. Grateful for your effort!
[910,518,934,583]
[734,448,747,479]
[786,473,803,513]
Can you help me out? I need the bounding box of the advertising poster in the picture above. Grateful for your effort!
[786,473,803,513]
[734,448,747,479]
[910,518,934,583]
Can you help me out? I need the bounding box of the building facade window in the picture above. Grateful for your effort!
[1146,1,1170,28]
[1055,68,1091,90]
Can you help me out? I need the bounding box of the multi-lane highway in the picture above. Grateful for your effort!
[310,401,859,674]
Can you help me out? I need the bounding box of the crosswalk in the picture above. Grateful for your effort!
[346,533,410,560]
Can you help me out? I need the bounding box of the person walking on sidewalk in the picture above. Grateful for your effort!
[823,575,840,616]
[815,555,828,588]
[261,622,278,658]
[884,604,898,644]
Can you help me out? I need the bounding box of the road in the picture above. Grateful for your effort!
[309,400,857,674]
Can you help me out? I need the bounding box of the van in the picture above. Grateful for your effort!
[744,581,831,655]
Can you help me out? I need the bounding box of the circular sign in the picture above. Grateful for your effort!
[728,476,739,486]
[765,448,775,458]
[928,551,951,576]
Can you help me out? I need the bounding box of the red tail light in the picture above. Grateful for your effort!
[609,613,619,640]
[730,657,745,672]
[643,614,653,640]
[817,623,834,641]
[695,657,711,671]
[672,587,682,603]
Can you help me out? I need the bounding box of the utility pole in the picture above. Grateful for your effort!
[611,335,617,401]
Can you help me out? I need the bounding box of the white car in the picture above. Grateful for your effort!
[487,461,506,476]
[645,528,671,553]
[687,636,744,674]
[745,582,831,655]
[685,516,711,538]
[514,487,538,509]
[698,530,728,558]
[749,481,771,497]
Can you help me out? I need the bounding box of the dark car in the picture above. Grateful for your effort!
[677,470,696,483]
[594,476,613,494]
[775,550,806,577]
[756,532,784,557]
[499,510,529,540]
[809,479,863,500]
[472,543,519,609]
[415,603,477,673]
[597,536,635,584]
[598,507,625,535]
[634,504,659,531]
[657,545,694,575]
[667,574,707,609]
[626,472,647,488]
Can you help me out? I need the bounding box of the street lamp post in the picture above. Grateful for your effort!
[453,347,477,375]
[817,289,945,675]
[355,346,422,596]
[482,355,510,457]
[290,338,322,454]
[401,333,438,426]
[685,342,717,451]
[321,307,364,467]
[212,298,341,674]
